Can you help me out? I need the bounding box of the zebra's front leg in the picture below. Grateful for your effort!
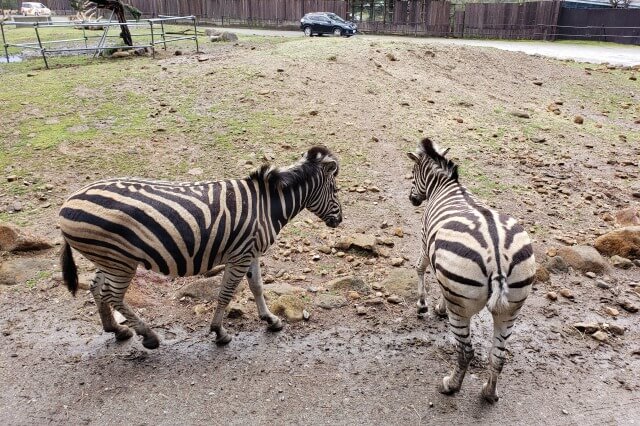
[247,259,283,332]
[481,313,517,403]
[440,313,474,395]
[210,261,251,345]
[91,271,132,342]
[416,254,429,316]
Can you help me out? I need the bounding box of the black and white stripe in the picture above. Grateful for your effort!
[407,138,535,403]
[60,146,342,348]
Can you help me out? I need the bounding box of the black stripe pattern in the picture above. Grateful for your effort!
[408,138,535,403]
[59,146,342,348]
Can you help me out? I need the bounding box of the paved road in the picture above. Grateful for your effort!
[223,26,640,66]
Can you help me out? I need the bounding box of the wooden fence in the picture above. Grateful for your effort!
[44,0,639,45]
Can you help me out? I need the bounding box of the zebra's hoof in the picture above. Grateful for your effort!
[481,384,499,404]
[142,334,160,349]
[267,318,283,332]
[114,327,133,341]
[215,333,232,346]
[417,305,428,315]
[438,376,459,395]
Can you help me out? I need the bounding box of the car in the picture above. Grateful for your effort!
[300,12,357,37]
[20,2,52,16]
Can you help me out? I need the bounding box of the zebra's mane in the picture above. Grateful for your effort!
[418,138,459,182]
[250,145,338,188]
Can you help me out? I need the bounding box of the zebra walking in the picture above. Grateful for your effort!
[59,146,342,349]
[407,138,535,403]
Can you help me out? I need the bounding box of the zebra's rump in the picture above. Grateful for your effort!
[59,178,259,277]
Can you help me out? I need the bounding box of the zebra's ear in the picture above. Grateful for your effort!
[323,159,339,176]
[407,152,420,163]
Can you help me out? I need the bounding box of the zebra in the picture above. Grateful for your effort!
[407,138,536,403]
[59,146,342,349]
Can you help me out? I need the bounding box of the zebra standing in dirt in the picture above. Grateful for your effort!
[60,146,342,349]
[407,138,535,403]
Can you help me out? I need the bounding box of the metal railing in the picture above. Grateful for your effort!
[0,14,199,69]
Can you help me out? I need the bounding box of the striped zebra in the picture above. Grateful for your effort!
[407,138,536,403]
[59,146,342,349]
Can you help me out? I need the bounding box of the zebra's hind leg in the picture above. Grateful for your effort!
[416,254,429,316]
[481,313,518,403]
[210,261,251,345]
[102,272,159,349]
[91,270,132,341]
[439,313,474,395]
[246,259,282,332]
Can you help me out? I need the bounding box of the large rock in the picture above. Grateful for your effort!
[544,256,569,274]
[325,276,369,294]
[270,294,304,322]
[334,234,377,254]
[615,207,640,227]
[315,293,348,309]
[210,31,238,42]
[556,245,610,274]
[0,258,56,286]
[175,278,219,301]
[594,226,640,260]
[0,224,52,252]
[378,268,417,298]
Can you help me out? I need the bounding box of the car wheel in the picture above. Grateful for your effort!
[304,26,312,37]
[333,28,342,37]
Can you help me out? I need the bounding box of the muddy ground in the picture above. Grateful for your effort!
[1,33,639,424]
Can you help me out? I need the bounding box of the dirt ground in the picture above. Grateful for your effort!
[1,33,639,425]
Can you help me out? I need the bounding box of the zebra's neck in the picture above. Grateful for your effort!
[266,177,316,235]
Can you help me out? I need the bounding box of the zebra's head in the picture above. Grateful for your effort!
[304,146,343,228]
[407,138,457,206]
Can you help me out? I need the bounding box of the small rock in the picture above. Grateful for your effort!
[226,302,245,318]
[535,265,550,282]
[574,115,584,124]
[364,297,384,306]
[591,330,607,342]
[619,300,638,313]
[390,258,405,267]
[315,293,348,310]
[393,227,404,238]
[546,291,558,301]
[6,175,18,182]
[585,271,597,279]
[596,279,610,289]
[610,255,634,269]
[347,291,361,300]
[608,324,624,336]
[193,304,209,316]
[302,309,310,321]
[12,202,22,212]
[604,306,619,316]
[511,111,531,119]
[573,322,600,334]
[559,288,574,299]
[356,305,367,315]
[387,295,402,304]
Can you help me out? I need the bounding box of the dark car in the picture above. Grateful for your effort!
[300,12,357,37]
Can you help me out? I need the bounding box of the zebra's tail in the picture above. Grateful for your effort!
[487,274,509,313]
[60,240,79,297]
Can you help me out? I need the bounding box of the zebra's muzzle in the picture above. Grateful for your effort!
[410,193,425,206]
[324,214,342,228]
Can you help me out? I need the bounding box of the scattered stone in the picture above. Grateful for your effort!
[546,291,558,301]
[315,293,348,309]
[608,324,624,336]
[619,300,638,313]
[0,224,53,252]
[511,111,531,119]
[544,256,569,274]
[559,288,574,299]
[347,291,361,300]
[604,306,619,316]
[595,279,610,289]
[614,207,640,227]
[556,245,610,274]
[535,265,550,282]
[533,81,543,86]
[325,276,369,295]
[11,202,22,212]
[193,304,209,316]
[595,227,640,260]
[573,115,584,124]
[302,309,310,321]
[111,50,131,58]
[6,175,18,182]
[387,295,402,304]
[573,322,600,334]
[270,294,305,322]
[226,302,245,318]
[386,52,397,61]
[356,305,367,315]
[591,330,608,342]
[390,258,405,267]
[364,297,385,306]
[318,245,332,254]
[264,283,303,296]
[610,255,634,269]
[393,227,404,238]
[585,271,597,279]
[175,278,218,301]
[379,269,416,297]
